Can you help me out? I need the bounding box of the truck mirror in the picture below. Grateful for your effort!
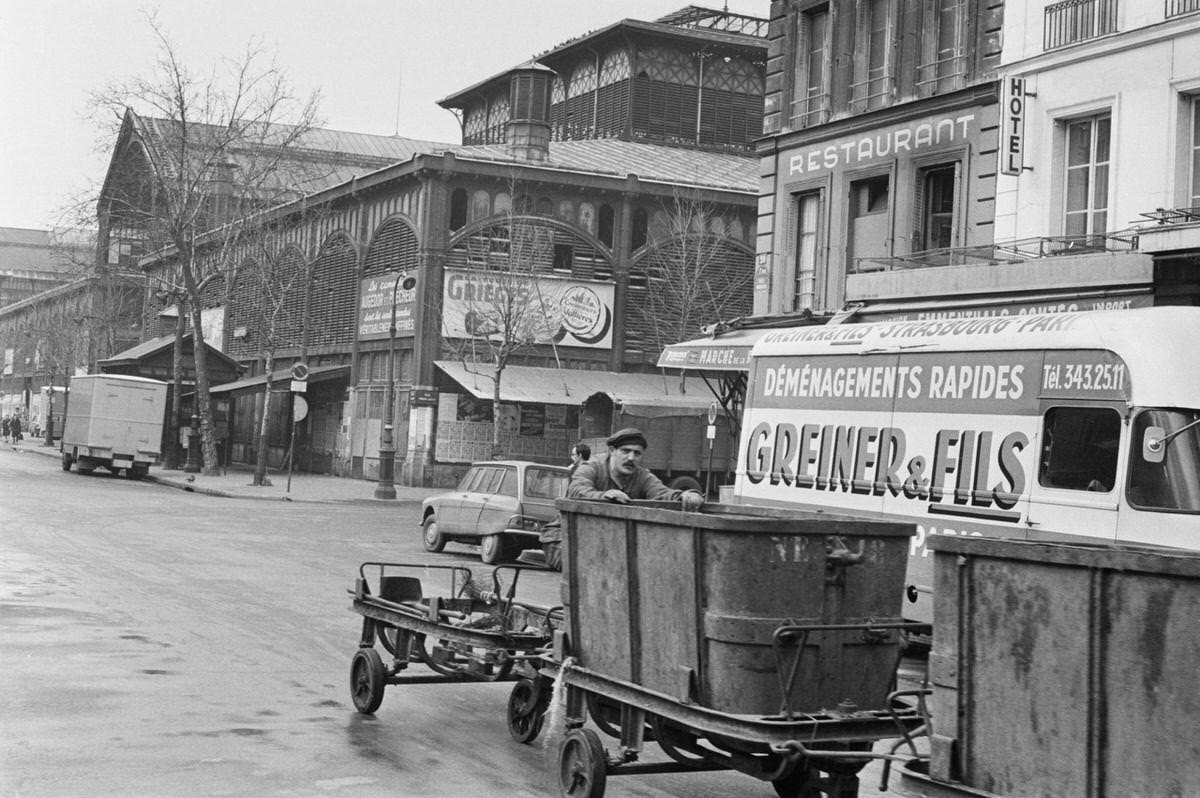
[1143,426,1166,464]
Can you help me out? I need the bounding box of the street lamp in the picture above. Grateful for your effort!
[374,271,417,500]
[154,286,188,470]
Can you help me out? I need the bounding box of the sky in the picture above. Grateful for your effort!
[0,0,768,232]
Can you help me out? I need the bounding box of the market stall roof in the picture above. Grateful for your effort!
[655,327,772,372]
[209,364,349,394]
[434,361,714,414]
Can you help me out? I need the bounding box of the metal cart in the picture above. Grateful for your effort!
[347,561,560,714]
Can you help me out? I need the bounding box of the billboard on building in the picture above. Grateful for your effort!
[441,268,614,350]
[358,273,417,340]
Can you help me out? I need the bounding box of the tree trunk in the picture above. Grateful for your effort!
[253,351,275,486]
[181,254,220,477]
[491,367,504,459]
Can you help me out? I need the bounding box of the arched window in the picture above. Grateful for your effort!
[631,208,649,250]
[598,204,615,247]
[449,188,468,231]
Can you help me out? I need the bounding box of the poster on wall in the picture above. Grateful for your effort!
[442,268,615,349]
[358,273,417,340]
[519,404,545,436]
[496,403,519,433]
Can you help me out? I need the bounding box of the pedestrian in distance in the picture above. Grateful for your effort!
[569,441,590,476]
[9,413,21,444]
[568,428,703,511]
[1,415,10,443]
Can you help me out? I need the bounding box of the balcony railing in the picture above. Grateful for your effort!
[1044,0,1118,50]
[1137,206,1200,225]
[853,233,1141,273]
[1166,0,1200,18]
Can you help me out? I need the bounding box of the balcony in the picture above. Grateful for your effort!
[1134,206,1200,253]
[1044,0,1118,50]
[853,233,1140,273]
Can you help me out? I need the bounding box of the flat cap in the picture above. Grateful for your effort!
[606,427,647,449]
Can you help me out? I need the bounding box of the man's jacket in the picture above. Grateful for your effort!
[566,453,681,502]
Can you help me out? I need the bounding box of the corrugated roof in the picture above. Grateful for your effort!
[447,139,756,193]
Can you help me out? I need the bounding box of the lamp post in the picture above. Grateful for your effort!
[374,271,416,500]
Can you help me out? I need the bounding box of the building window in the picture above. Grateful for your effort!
[793,191,822,311]
[1063,113,1111,239]
[632,208,649,250]
[848,175,890,273]
[851,0,895,112]
[449,188,468,231]
[918,0,965,94]
[916,164,959,251]
[1043,0,1118,50]
[1190,97,1200,208]
[790,4,830,127]
[598,204,615,248]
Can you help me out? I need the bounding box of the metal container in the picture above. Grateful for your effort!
[557,499,914,716]
[923,536,1200,797]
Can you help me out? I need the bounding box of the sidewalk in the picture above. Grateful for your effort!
[12,439,440,504]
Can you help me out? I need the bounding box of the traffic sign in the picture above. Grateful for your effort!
[293,395,309,422]
[291,363,310,381]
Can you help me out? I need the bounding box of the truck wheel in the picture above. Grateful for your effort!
[61,453,73,472]
[668,475,703,494]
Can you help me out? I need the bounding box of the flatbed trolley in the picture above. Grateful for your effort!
[347,561,560,713]
[505,621,929,798]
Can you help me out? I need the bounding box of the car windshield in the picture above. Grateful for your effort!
[1129,409,1200,512]
[525,467,568,499]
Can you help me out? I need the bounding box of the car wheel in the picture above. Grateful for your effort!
[480,534,512,564]
[422,515,447,553]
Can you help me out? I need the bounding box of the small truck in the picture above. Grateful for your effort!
[61,374,168,479]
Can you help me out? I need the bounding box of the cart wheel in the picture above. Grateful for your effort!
[349,648,387,714]
[506,678,547,743]
[480,534,512,564]
[422,515,447,553]
[558,728,607,798]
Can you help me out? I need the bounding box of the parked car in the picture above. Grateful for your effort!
[420,460,570,564]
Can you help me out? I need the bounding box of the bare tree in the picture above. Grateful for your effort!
[89,13,323,475]
[633,190,754,357]
[444,198,559,458]
[231,227,308,486]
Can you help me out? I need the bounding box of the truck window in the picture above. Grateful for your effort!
[1129,409,1200,512]
[1038,406,1120,492]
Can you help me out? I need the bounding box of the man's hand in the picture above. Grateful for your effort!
[680,490,704,512]
[602,488,631,503]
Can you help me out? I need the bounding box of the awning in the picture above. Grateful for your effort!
[434,361,715,416]
[656,327,769,372]
[209,364,350,394]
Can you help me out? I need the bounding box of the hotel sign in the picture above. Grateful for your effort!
[1002,77,1027,177]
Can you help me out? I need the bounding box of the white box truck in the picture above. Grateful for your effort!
[61,374,168,479]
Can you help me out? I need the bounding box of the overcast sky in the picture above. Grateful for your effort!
[0,1,768,232]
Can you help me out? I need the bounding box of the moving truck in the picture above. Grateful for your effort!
[734,307,1200,631]
[61,374,168,479]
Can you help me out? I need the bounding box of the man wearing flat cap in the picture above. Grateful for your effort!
[567,427,704,511]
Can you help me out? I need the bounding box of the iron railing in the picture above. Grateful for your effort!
[853,233,1141,273]
[1044,0,1118,50]
[1166,0,1200,17]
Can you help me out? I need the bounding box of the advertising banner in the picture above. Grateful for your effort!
[358,273,417,340]
[442,268,614,350]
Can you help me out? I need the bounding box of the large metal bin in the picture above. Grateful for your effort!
[921,536,1200,797]
[557,499,914,716]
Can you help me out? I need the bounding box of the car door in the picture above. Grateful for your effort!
[521,466,569,525]
[440,465,485,534]
[473,464,520,537]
